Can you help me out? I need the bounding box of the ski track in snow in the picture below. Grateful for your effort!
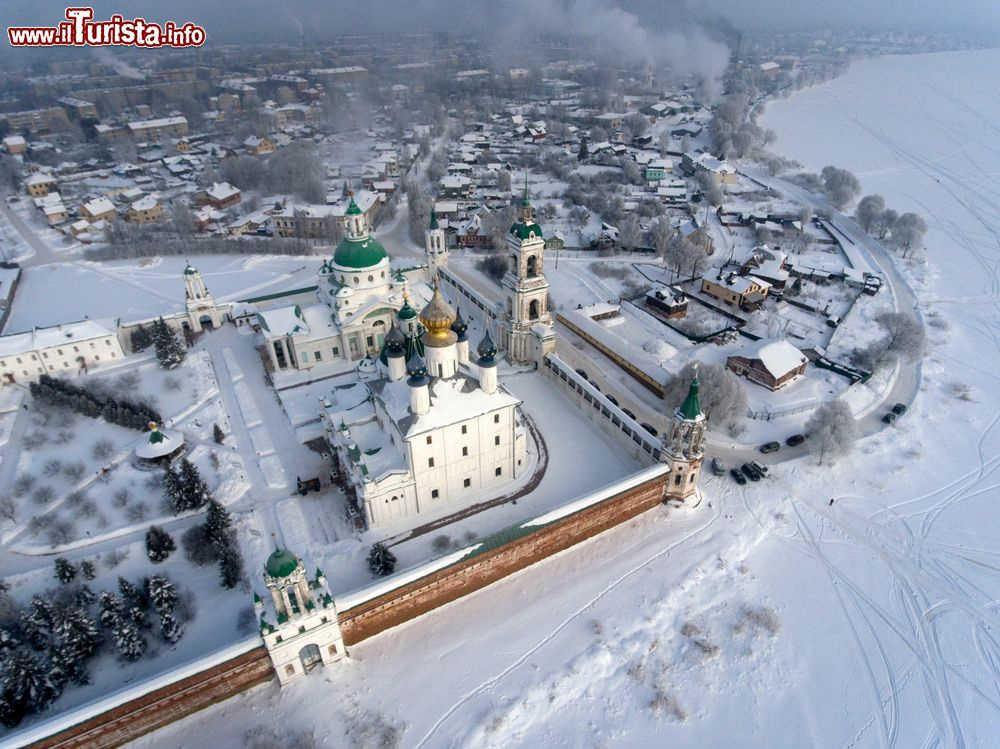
[413,504,722,749]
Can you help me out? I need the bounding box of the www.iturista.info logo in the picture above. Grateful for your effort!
[8,7,206,47]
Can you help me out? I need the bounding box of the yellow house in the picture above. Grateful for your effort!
[127,196,165,224]
[80,196,116,222]
[700,271,771,309]
[25,173,57,198]
[244,135,276,155]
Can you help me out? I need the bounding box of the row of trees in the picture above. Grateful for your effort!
[854,195,928,257]
[29,375,161,432]
[789,166,862,210]
[0,567,188,727]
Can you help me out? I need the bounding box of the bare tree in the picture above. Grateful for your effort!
[663,362,747,436]
[805,400,858,465]
[820,166,861,210]
[871,209,899,240]
[889,213,928,257]
[854,194,885,234]
[618,215,642,252]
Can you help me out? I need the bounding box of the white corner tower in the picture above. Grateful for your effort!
[661,367,706,501]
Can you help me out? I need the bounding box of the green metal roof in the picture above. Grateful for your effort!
[346,197,362,215]
[183,263,197,275]
[265,547,299,578]
[678,376,702,420]
[333,235,388,269]
[398,298,418,320]
[510,222,543,240]
[428,209,439,230]
[239,286,318,305]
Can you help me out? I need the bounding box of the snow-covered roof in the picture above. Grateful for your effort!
[134,426,185,460]
[739,339,807,378]
[81,196,115,215]
[206,181,240,201]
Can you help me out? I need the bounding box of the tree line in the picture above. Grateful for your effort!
[29,375,161,432]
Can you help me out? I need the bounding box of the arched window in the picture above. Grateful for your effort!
[529,299,540,320]
[526,255,537,278]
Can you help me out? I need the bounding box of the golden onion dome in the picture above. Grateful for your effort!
[419,284,457,348]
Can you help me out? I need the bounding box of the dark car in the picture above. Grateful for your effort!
[606,394,619,406]
[891,403,907,415]
[640,423,658,437]
[759,441,781,454]
[575,368,589,380]
[590,381,601,392]
[622,407,637,420]
[741,463,761,482]
[730,468,747,485]
[786,434,806,447]
[883,412,897,424]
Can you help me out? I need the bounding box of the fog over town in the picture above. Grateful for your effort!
[0,2,997,748]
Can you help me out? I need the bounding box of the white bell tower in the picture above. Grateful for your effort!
[426,209,448,278]
[502,177,555,365]
[183,262,223,333]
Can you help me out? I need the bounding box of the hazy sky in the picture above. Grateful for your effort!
[3,0,998,41]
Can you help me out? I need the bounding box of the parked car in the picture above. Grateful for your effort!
[891,403,907,415]
[730,468,747,485]
[590,381,601,392]
[751,460,771,478]
[605,394,619,406]
[882,412,897,424]
[712,457,726,476]
[622,407,637,420]
[575,368,589,380]
[759,441,781,454]
[741,463,761,482]
[640,423,658,436]
[786,434,806,447]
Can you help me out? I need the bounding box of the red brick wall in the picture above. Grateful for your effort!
[339,472,668,645]
[26,647,272,749]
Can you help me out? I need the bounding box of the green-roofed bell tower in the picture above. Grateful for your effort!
[662,365,706,501]
[502,173,554,365]
[425,208,448,278]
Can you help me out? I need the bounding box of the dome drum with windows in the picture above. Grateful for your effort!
[330,196,388,271]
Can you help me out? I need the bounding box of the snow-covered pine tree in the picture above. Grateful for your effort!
[145,525,176,563]
[212,423,225,444]
[49,603,100,685]
[118,577,151,628]
[53,558,76,585]
[178,459,213,510]
[113,618,147,662]
[158,611,184,644]
[79,560,96,581]
[203,499,233,551]
[129,324,153,352]
[152,317,186,370]
[218,542,245,589]
[146,575,178,617]
[98,591,124,629]
[367,542,397,577]
[22,595,55,650]
[162,465,186,514]
[0,648,62,727]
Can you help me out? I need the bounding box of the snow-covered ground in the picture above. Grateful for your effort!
[114,49,1000,749]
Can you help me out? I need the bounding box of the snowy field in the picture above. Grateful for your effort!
[114,49,1000,749]
[4,255,321,333]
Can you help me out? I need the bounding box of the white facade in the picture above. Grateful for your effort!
[183,264,224,333]
[257,549,346,685]
[327,292,529,529]
[0,319,124,384]
[502,190,556,366]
